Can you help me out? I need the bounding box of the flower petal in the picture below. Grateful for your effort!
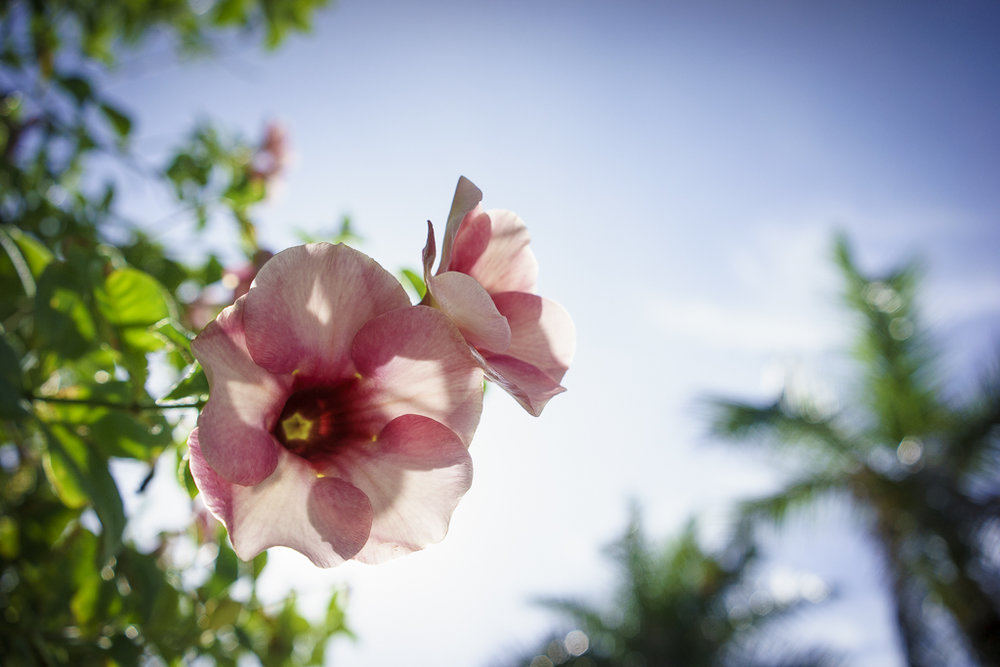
[421,220,437,279]
[492,291,575,383]
[351,306,483,446]
[337,415,473,564]
[242,243,410,380]
[192,299,288,485]
[450,207,539,295]
[189,429,373,567]
[437,175,483,274]
[479,352,567,417]
[427,271,511,352]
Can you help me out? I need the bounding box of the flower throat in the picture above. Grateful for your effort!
[273,379,368,461]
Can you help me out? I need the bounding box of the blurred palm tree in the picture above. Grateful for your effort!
[504,510,834,667]
[708,236,1000,666]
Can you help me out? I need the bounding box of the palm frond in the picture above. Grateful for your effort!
[735,475,846,527]
[705,396,857,466]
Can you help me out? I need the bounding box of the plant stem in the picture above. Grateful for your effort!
[27,393,204,412]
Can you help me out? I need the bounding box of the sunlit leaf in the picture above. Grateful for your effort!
[155,318,195,348]
[212,0,253,26]
[35,262,98,359]
[208,598,243,630]
[160,362,208,402]
[121,326,166,353]
[178,447,199,499]
[251,551,268,579]
[70,562,101,623]
[400,268,426,299]
[153,318,197,365]
[9,226,54,278]
[324,591,350,636]
[0,516,19,558]
[97,267,172,327]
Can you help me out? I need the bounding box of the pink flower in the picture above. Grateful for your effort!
[249,121,290,183]
[187,243,483,567]
[223,249,275,301]
[421,177,575,416]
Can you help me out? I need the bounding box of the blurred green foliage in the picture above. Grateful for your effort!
[511,511,833,667]
[518,237,998,667]
[1,0,351,664]
[708,236,1000,667]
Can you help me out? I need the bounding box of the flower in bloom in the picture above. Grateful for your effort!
[187,242,483,566]
[421,177,575,416]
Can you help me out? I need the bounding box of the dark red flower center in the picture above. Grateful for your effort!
[273,378,376,463]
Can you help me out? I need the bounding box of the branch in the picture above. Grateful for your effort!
[28,393,204,412]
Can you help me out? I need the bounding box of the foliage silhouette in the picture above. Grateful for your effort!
[507,509,835,667]
[708,235,1000,666]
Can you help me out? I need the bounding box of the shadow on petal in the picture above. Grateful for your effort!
[344,415,474,564]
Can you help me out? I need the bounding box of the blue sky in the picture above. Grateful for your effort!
[108,1,1000,664]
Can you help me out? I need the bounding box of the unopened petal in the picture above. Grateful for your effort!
[192,299,287,485]
[340,415,473,564]
[438,176,483,273]
[352,306,483,446]
[421,220,437,279]
[428,271,511,352]
[189,429,373,567]
[243,243,410,380]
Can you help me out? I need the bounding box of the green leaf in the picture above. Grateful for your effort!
[207,598,243,630]
[251,551,268,579]
[212,0,253,26]
[35,261,98,359]
[121,325,167,354]
[89,411,172,460]
[199,254,225,285]
[324,590,350,635]
[0,335,27,419]
[43,424,126,560]
[99,102,132,140]
[70,560,102,623]
[97,267,172,327]
[400,268,426,299]
[44,390,170,460]
[98,183,115,212]
[0,515,19,558]
[332,215,361,245]
[160,362,208,403]
[179,447,199,499]
[9,226,54,278]
[117,547,166,624]
[202,541,239,599]
[108,634,144,665]
[154,319,196,359]
[59,74,94,105]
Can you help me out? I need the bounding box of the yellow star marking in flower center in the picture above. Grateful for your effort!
[281,412,313,442]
